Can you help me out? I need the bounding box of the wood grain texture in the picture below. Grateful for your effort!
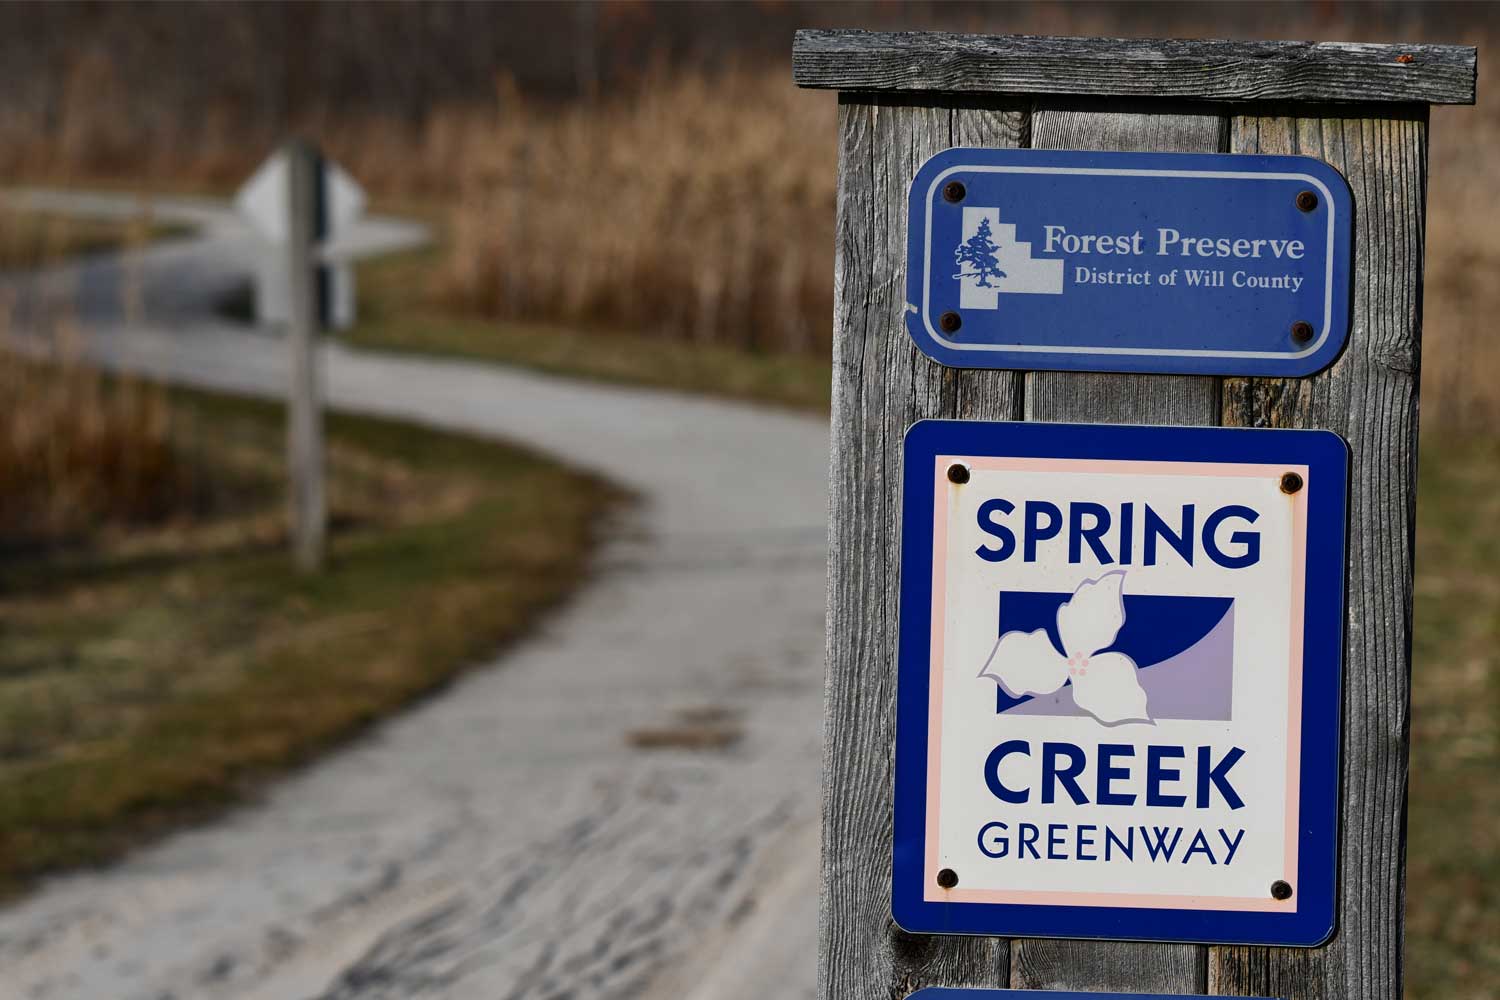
[1002,99,1224,994]
[794,30,1477,106]
[1210,107,1429,1000]
[820,93,1027,1000]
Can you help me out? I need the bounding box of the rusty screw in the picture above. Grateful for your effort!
[1296,190,1319,213]
[947,463,970,485]
[939,311,963,334]
[943,180,967,203]
[1291,321,1314,342]
[1280,472,1304,495]
[1271,879,1294,900]
[936,868,959,889]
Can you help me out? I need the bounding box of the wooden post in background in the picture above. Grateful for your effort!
[286,138,326,573]
[795,30,1476,1000]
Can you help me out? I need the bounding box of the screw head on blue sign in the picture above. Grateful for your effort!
[895,420,1348,946]
[906,148,1353,376]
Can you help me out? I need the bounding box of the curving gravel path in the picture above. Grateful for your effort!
[0,191,827,1000]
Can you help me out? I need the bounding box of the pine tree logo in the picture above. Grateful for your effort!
[954,217,1007,288]
[950,209,1065,307]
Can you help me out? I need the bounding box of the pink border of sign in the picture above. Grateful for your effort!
[923,454,1308,912]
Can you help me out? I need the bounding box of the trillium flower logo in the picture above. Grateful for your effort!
[977,570,1151,725]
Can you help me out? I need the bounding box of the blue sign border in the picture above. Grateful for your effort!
[905,149,1354,376]
[906,991,1280,1000]
[894,421,1349,946]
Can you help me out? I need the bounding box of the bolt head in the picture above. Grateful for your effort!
[1280,472,1304,494]
[1291,321,1314,342]
[1271,879,1294,900]
[1297,190,1319,212]
[939,311,962,334]
[947,463,970,485]
[936,868,959,889]
[943,181,966,203]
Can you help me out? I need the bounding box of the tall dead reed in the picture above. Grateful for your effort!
[331,70,838,355]
[0,352,177,545]
[3,34,1498,426]
[0,210,179,544]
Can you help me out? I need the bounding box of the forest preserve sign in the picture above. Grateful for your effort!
[905,148,1352,376]
[893,420,1348,946]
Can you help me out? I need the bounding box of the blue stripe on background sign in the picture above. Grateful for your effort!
[905,148,1352,376]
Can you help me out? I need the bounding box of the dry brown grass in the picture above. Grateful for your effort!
[3,16,1497,425]
[325,58,1500,428]
[0,344,179,545]
[375,69,836,355]
[0,205,199,543]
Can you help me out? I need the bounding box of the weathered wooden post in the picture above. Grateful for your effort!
[285,138,327,573]
[234,140,369,573]
[796,29,1475,1000]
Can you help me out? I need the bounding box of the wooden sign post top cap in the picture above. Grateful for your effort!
[793,29,1477,106]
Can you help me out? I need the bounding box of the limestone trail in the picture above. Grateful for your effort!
[0,189,826,1000]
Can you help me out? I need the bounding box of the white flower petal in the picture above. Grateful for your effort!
[979,628,1068,698]
[1070,651,1151,724]
[1056,571,1128,658]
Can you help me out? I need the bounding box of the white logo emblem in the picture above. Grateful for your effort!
[977,571,1150,725]
[954,207,1065,309]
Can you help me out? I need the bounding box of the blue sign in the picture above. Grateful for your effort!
[906,148,1353,376]
[895,420,1348,946]
[907,991,1277,1000]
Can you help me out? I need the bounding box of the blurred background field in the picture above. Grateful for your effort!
[0,193,616,897]
[3,2,1496,425]
[0,321,614,898]
[0,2,1496,997]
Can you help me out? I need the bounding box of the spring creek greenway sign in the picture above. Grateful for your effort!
[893,420,1348,946]
[905,148,1353,376]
